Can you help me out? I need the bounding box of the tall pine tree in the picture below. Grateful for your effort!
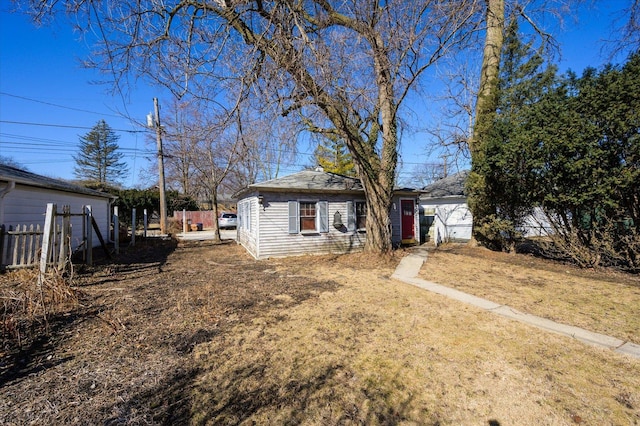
[74,120,128,187]
[314,135,356,176]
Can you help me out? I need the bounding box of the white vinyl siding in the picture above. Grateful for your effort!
[1,184,112,250]
[237,197,259,258]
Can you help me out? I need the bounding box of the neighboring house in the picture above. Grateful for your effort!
[235,169,421,259]
[420,170,552,245]
[0,164,116,250]
[420,171,473,244]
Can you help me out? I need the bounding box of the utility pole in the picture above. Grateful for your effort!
[151,98,168,235]
[440,153,450,178]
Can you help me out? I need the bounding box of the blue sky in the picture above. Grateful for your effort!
[0,2,634,188]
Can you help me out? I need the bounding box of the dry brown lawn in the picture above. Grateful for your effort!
[419,244,640,343]
[1,239,639,425]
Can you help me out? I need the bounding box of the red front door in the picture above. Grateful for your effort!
[401,199,415,240]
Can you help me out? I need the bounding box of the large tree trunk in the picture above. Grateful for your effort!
[359,169,394,253]
[468,0,505,243]
[472,0,505,147]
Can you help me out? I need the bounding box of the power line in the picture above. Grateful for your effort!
[0,137,153,153]
[0,91,125,119]
[0,120,146,133]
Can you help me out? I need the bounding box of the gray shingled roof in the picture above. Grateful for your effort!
[239,169,364,194]
[421,170,469,198]
[0,164,116,199]
[236,169,420,198]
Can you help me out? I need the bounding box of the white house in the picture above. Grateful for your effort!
[420,171,472,244]
[235,169,421,259]
[0,164,116,250]
[420,170,552,245]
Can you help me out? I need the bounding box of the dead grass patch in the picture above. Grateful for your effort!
[420,244,640,343]
[1,267,79,351]
[192,256,640,425]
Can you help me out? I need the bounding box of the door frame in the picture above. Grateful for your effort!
[400,198,417,244]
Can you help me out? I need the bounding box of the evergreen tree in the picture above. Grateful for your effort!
[314,135,356,176]
[533,52,640,269]
[480,45,640,268]
[74,120,128,186]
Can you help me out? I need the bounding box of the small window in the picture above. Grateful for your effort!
[356,201,367,230]
[300,202,316,232]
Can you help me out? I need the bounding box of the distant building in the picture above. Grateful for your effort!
[420,171,472,244]
[420,171,552,245]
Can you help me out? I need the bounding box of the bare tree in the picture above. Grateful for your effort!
[25,0,484,253]
[606,0,640,56]
[162,99,201,198]
[407,162,448,188]
[162,99,245,240]
[227,107,301,191]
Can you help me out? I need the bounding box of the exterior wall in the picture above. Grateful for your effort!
[1,184,112,250]
[240,192,367,259]
[237,196,259,258]
[421,197,552,244]
[421,196,472,244]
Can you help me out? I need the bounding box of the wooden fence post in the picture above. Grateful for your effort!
[58,205,71,267]
[39,203,56,284]
[143,208,148,238]
[183,209,187,233]
[0,224,4,269]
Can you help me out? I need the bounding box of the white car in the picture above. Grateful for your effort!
[218,212,238,229]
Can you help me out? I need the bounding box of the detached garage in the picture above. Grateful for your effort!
[420,171,472,244]
[0,164,116,251]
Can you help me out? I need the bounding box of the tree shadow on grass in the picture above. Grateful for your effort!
[189,360,420,425]
[100,367,202,425]
[0,307,98,387]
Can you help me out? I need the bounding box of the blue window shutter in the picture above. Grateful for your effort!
[318,201,329,233]
[346,201,355,231]
[288,201,298,234]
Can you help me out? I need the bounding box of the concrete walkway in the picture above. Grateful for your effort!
[175,229,237,241]
[391,247,640,359]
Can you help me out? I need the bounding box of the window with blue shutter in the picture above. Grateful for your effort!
[346,201,355,231]
[288,201,298,234]
[318,201,329,233]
